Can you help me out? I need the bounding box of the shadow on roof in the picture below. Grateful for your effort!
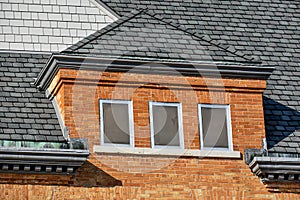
[263,96,300,154]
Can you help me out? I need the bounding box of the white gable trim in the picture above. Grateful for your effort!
[91,0,120,20]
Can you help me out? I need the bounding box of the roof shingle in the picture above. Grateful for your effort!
[62,9,256,63]
[0,53,65,142]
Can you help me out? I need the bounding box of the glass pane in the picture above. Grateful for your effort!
[153,105,180,146]
[201,107,228,148]
[103,103,130,144]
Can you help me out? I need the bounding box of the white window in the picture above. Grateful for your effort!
[99,100,134,147]
[149,102,184,149]
[198,104,233,151]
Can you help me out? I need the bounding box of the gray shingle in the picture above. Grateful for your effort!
[62,9,253,63]
[0,53,65,142]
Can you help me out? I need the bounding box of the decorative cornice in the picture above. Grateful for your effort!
[249,156,300,182]
[35,54,274,91]
[0,139,89,175]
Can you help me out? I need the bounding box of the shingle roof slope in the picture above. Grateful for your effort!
[0,53,65,142]
[98,0,300,154]
[62,9,256,63]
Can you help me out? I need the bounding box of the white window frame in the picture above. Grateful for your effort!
[99,99,134,147]
[198,104,233,151]
[149,102,184,149]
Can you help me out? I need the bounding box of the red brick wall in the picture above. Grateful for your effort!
[50,69,267,151]
[1,68,299,199]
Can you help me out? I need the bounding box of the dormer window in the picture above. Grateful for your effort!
[99,100,134,147]
[149,102,184,149]
[198,104,233,151]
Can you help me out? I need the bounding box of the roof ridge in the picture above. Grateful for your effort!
[62,8,145,53]
[144,10,260,63]
[63,7,260,63]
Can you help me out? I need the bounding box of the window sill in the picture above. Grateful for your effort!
[93,146,241,158]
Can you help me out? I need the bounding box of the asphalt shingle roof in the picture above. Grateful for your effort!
[0,53,65,142]
[62,9,256,63]
[96,0,300,154]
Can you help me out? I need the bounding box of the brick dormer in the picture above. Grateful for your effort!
[37,54,272,155]
[33,11,279,196]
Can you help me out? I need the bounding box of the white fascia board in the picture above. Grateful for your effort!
[90,0,120,21]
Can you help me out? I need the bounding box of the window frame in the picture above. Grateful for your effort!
[99,99,134,148]
[198,104,233,151]
[149,102,184,149]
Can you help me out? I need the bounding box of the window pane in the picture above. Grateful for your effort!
[201,107,228,148]
[103,103,130,144]
[153,105,180,146]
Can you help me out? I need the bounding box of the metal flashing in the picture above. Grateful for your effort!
[51,97,70,142]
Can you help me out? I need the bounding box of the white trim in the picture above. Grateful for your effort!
[0,50,53,55]
[198,104,233,151]
[149,102,184,149]
[51,97,70,141]
[90,0,120,21]
[99,99,134,148]
[94,146,241,158]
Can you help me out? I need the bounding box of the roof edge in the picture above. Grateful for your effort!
[34,54,274,91]
[0,138,89,174]
[0,146,89,175]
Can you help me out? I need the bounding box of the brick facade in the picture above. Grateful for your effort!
[0,66,299,199]
[49,68,267,150]
[18,67,290,199]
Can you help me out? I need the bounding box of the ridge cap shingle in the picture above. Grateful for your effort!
[144,10,260,63]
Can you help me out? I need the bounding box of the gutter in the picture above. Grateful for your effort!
[34,54,275,91]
